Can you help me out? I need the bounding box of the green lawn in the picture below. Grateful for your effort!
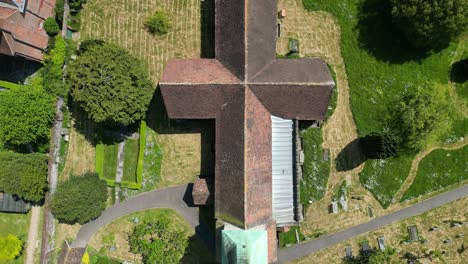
[279,226,305,247]
[300,128,330,206]
[101,142,118,183]
[359,152,413,208]
[0,212,31,263]
[122,138,138,183]
[401,146,468,201]
[303,0,465,206]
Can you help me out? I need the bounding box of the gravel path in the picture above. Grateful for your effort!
[25,206,41,264]
[278,184,468,263]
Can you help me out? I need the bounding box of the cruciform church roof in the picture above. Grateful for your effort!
[159,0,334,254]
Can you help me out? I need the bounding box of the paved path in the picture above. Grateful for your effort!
[25,206,41,264]
[278,184,468,263]
[73,184,200,247]
[115,141,125,184]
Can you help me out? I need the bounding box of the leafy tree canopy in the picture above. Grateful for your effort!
[0,152,48,202]
[145,10,170,36]
[394,84,452,150]
[129,219,187,263]
[390,0,468,49]
[51,172,108,224]
[0,86,55,146]
[67,41,154,126]
[0,235,23,261]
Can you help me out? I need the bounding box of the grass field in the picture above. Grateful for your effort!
[359,153,413,208]
[402,146,468,201]
[82,0,215,188]
[303,0,465,206]
[300,128,330,205]
[0,212,30,263]
[88,208,213,263]
[101,142,119,183]
[122,138,138,183]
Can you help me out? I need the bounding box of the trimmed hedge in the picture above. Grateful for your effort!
[0,80,22,90]
[120,121,146,189]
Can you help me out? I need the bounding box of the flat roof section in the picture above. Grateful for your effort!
[271,115,295,225]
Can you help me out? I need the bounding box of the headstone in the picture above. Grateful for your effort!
[330,201,338,214]
[339,197,348,211]
[323,149,330,161]
[299,150,304,164]
[443,239,452,244]
[345,175,352,186]
[295,229,300,243]
[429,226,440,231]
[407,226,419,242]
[360,242,370,256]
[278,9,287,18]
[64,135,70,142]
[109,246,116,252]
[61,128,69,136]
[377,237,386,251]
[133,217,139,224]
[289,39,299,54]
[277,23,281,38]
[345,246,353,259]
[368,206,374,217]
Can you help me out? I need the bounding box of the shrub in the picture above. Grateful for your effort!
[55,0,65,22]
[43,36,67,96]
[51,172,108,224]
[144,10,170,35]
[129,219,187,263]
[0,235,23,261]
[44,17,60,36]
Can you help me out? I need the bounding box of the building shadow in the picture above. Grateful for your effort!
[147,88,215,176]
[0,55,42,83]
[335,138,366,172]
[356,0,433,63]
[200,0,215,58]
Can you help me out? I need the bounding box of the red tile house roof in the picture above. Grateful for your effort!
[159,0,335,262]
[0,0,55,61]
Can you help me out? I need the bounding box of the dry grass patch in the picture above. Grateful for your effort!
[293,197,468,263]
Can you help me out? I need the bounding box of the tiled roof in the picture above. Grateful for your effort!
[0,0,56,61]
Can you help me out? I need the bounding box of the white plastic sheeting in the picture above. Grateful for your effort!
[271,116,295,225]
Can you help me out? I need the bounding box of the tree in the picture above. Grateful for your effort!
[0,235,23,261]
[129,219,187,263]
[51,172,107,224]
[394,84,452,150]
[390,0,468,49]
[69,0,87,12]
[360,132,399,159]
[0,87,55,146]
[67,41,154,126]
[0,152,48,202]
[144,10,170,36]
[44,17,60,36]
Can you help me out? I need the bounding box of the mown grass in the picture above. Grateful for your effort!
[359,152,413,208]
[0,211,30,263]
[401,146,468,201]
[300,128,330,206]
[303,0,465,206]
[122,138,138,183]
[101,142,118,182]
[279,226,305,247]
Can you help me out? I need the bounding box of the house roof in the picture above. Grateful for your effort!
[0,0,55,61]
[159,0,335,231]
[0,192,31,213]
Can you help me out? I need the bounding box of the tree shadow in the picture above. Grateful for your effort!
[200,0,215,58]
[146,88,215,176]
[356,0,433,63]
[450,59,468,83]
[336,138,366,172]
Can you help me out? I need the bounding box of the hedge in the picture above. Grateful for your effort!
[0,80,22,90]
[120,121,146,189]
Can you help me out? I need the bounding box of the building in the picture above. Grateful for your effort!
[0,0,56,62]
[0,192,31,213]
[159,0,335,262]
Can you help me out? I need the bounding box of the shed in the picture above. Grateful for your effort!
[407,225,419,242]
[0,192,31,213]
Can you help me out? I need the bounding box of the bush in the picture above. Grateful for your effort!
[129,219,187,263]
[144,10,169,35]
[0,235,23,261]
[51,172,108,224]
[43,36,67,96]
[44,17,60,36]
[55,0,65,23]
